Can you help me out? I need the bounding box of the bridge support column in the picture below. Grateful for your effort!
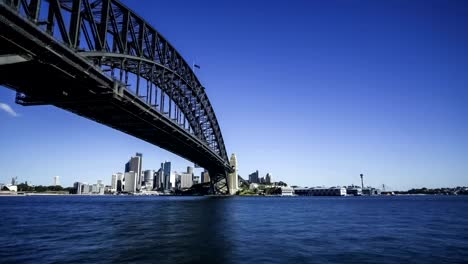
[209,169,230,195]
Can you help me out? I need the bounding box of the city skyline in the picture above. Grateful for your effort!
[1,0,467,190]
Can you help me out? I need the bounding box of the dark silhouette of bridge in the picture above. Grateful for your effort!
[0,0,232,194]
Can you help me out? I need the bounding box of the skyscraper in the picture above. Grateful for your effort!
[116,173,124,192]
[228,153,238,195]
[187,166,194,176]
[201,170,210,183]
[111,173,123,193]
[161,161,172,190]
[153,169,163,190]
[124,172,137,193]
[111,174,117,191]
[73,182,83,194]
[249,170,259,183]
[143,170,153,190]
[125,153,143,190]
[136,153,143,188]
[265,173,272,184]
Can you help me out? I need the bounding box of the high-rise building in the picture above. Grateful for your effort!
[111,173,118,192]
[136,153,143,188]
[81,183,90,194]
[249,170,259,183]
[193,175,200,185]
[161,161,172,190]
[73,182,83,194]
[143,170,153,190]
[153,169,163,190]
[125,153,143,190]
[187,166,194,176]
[228,153,238,195]
[124,172,137,193]
[116,173,124,192]
[53,176,60,186]
[179,172,193,189]
[265,173,272,184]
[201,170,210,183]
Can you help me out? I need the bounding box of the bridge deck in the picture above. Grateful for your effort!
[0,3,232,183]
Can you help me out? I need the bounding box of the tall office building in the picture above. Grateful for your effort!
[116,173,124,192]
[53,176,60,186]
[179,172,193,189]
[201,170,210,183]
[74,182,83,194]
[136,153,143,188]
[161,161,172,190]
[153,169,163,190]
[125,153,143,190]
[111,174,117,191]
[124,172,137,193]
[193,175,200,185]
[265,173,272,184]
[143,170,153,190]
[249,170,259,183]
[187,166,194,176]
[228,153,238,195]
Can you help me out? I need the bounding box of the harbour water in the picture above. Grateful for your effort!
[0,195,467,263]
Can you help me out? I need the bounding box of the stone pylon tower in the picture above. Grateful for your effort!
[228,153,238,195]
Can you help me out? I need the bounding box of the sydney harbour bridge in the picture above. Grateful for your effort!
[0,0,235,194]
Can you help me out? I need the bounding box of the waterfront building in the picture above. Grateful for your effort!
[136,153,143,185]
[193,176,200,185]
[74,182,90,194]
[73,182,83,194]
[201,170,210,183]
[124,172,137,193]
[111,173,123,192]
[249,183,259,190]
[187,166,194,176]
[1,184,17,192]
[179,172,193,189]
[346,186,362,196]
[53,176,60,186]
[153,169,163,190]
[111,174,117,192]
[161,161,172,190]
[249,170,259,183]
[116,173,124,192]
[265,173,272,184]
[91,184,98,193]
[96,180,104,194]
[143,170,153,189]
[294,187,347,196]
[228,153,238,195]
[362,188,381,196]
[125,153,142,190]
[280,187,294,196]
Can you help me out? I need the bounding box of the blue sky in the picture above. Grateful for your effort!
[1,0,467,190]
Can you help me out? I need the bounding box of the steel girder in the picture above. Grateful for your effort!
[0,0,230,166]
[0,0,232,193]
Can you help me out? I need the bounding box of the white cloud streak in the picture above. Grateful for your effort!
[0,103,19,117]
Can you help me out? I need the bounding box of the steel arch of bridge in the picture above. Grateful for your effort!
[0,0,232,193]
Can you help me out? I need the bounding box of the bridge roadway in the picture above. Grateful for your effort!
[0,0,233,193]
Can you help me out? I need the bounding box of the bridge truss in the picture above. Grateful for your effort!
[0,0,232,194]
